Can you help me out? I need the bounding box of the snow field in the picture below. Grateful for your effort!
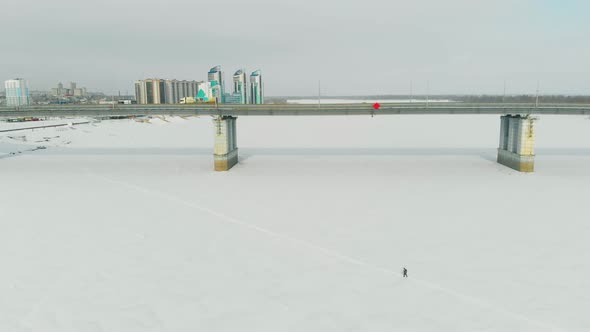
[1,115,589,331]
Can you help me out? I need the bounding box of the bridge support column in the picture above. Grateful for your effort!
[497,115,536,172]
[213,116,238,171]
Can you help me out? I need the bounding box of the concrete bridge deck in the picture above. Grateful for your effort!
[1,103,590,118]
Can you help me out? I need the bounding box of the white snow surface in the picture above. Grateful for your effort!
[1,115,590,331]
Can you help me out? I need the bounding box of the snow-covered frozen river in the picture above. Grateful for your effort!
[1,115,589,331]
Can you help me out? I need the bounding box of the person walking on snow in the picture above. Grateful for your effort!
[403,267,408,278]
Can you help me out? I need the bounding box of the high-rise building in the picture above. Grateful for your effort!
[208,65,224,103]
[134,79,165,104]
[52,82,65,96]
[134,81,143,104]
[136,78,199,104]
[232,69,247,104]
[73,88,86,97]
[51,82,87,97]
[164,79,178,104]
[152,79,165,104]
[249,70,263,104]
[188,81,197,98]
[4,78,30,107]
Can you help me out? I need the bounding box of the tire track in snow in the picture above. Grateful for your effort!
[89,172,566,332]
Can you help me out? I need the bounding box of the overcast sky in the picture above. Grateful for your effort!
[2,0,589,96]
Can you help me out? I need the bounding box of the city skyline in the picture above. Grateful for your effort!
[133,66,263,104]
[2,0,590,95]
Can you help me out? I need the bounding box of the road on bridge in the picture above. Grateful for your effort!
[1,102,590,118]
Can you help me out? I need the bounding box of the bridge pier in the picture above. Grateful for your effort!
[213,116,238,171]
[497,115,536,172]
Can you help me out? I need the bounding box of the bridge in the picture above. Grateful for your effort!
[2,102,590,172]
[2,103,590,117]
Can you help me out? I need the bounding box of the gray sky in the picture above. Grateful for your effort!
[2,0,589,96]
